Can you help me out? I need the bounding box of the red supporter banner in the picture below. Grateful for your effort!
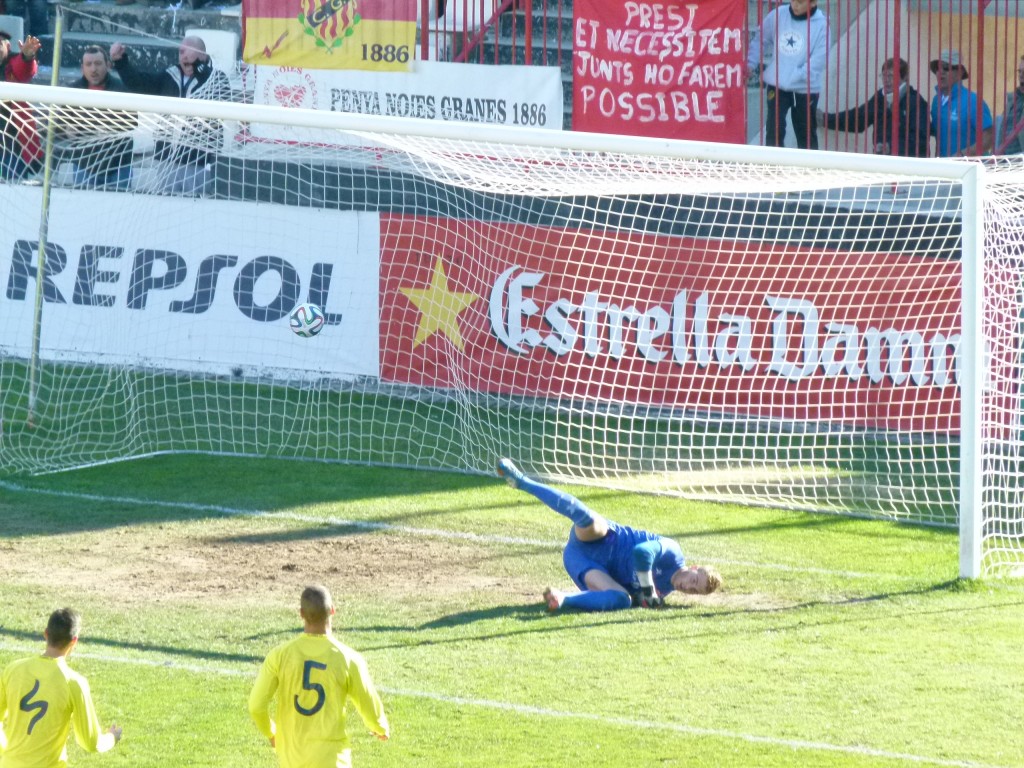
[572,0,746,142]
[242,0,416,71]
[380,216,964,433]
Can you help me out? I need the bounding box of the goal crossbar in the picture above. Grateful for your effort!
[0,82,973,178]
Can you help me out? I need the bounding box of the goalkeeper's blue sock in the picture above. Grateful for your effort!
[518,475,595,528]
[561,590,631,612]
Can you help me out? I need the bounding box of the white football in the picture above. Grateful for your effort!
[289,303,325,337]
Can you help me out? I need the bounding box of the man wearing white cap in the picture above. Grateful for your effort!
[929,48,993,157]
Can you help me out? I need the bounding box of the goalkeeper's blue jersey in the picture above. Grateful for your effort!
[563,521,686,596]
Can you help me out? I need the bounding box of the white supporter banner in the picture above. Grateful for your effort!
[0,187,380,379]
[251,60,564,139]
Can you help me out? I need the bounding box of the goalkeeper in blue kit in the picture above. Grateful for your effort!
[498,459,722,611]
[249,585,389,768]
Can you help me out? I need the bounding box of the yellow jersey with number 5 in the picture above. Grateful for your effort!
[249,633,388,768]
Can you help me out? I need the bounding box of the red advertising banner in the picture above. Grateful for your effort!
[572,0,747,142]
[380,216,964,433]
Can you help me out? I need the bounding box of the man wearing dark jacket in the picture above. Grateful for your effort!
[61,45,136,190]
[819,57,930,157]
[109,35,231,195]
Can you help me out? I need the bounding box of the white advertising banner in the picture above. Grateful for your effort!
[251,60,564,140]
[0,187,380,379]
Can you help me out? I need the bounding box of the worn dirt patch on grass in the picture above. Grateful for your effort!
[0,519,546,608]
[0,515,779,616]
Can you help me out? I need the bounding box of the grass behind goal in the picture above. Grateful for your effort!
[1,360,959,526]
[1,456,1020,768]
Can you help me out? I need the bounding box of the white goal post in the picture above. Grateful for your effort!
[0,81,1016,579]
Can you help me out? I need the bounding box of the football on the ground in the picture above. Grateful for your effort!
[289,303,325,337]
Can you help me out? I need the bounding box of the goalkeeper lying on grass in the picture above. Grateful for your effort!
[498,459,722,612]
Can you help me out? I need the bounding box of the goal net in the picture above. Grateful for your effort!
[0,81,1020,577]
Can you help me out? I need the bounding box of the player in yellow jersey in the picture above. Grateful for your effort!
[249,585,389,768]
[0,608,121,768]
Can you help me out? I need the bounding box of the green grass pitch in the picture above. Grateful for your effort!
[1,455,1022,767]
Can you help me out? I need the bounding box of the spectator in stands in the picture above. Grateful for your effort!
[818,58,930,157]
[110,35,231,196]
[497,459,722,613]
[5,0,48,40]
[929,49,994,157]
[747,0,830,150]
[59,45,136,190]
[997,54,1024,155]
[0,30,40,180]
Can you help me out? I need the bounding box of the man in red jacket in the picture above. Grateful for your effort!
[0,31,41,180]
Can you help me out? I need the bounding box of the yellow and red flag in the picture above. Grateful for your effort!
[242,0,416,71]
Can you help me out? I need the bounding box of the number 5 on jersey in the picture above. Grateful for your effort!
[294,660,327,716]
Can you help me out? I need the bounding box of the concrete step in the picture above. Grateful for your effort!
[505,0,571,15]
[495,6,572,49]
[38,0,242,65]
[36,30,178,71]
[53,0,242,36]
[29,2,243,78]
[480,39,570,72]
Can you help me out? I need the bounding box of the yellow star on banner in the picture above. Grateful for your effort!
[400,256,478,350]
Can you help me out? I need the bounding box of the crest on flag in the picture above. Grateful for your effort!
[298,0,360,53]
[242,0,416,71]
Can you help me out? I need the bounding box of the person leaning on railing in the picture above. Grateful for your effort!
[817,57,930,158]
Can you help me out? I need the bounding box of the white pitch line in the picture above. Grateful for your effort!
[0,641,1004,768]
[0,481,554,547]
[0,481,914,580]
[0,642,254,678]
